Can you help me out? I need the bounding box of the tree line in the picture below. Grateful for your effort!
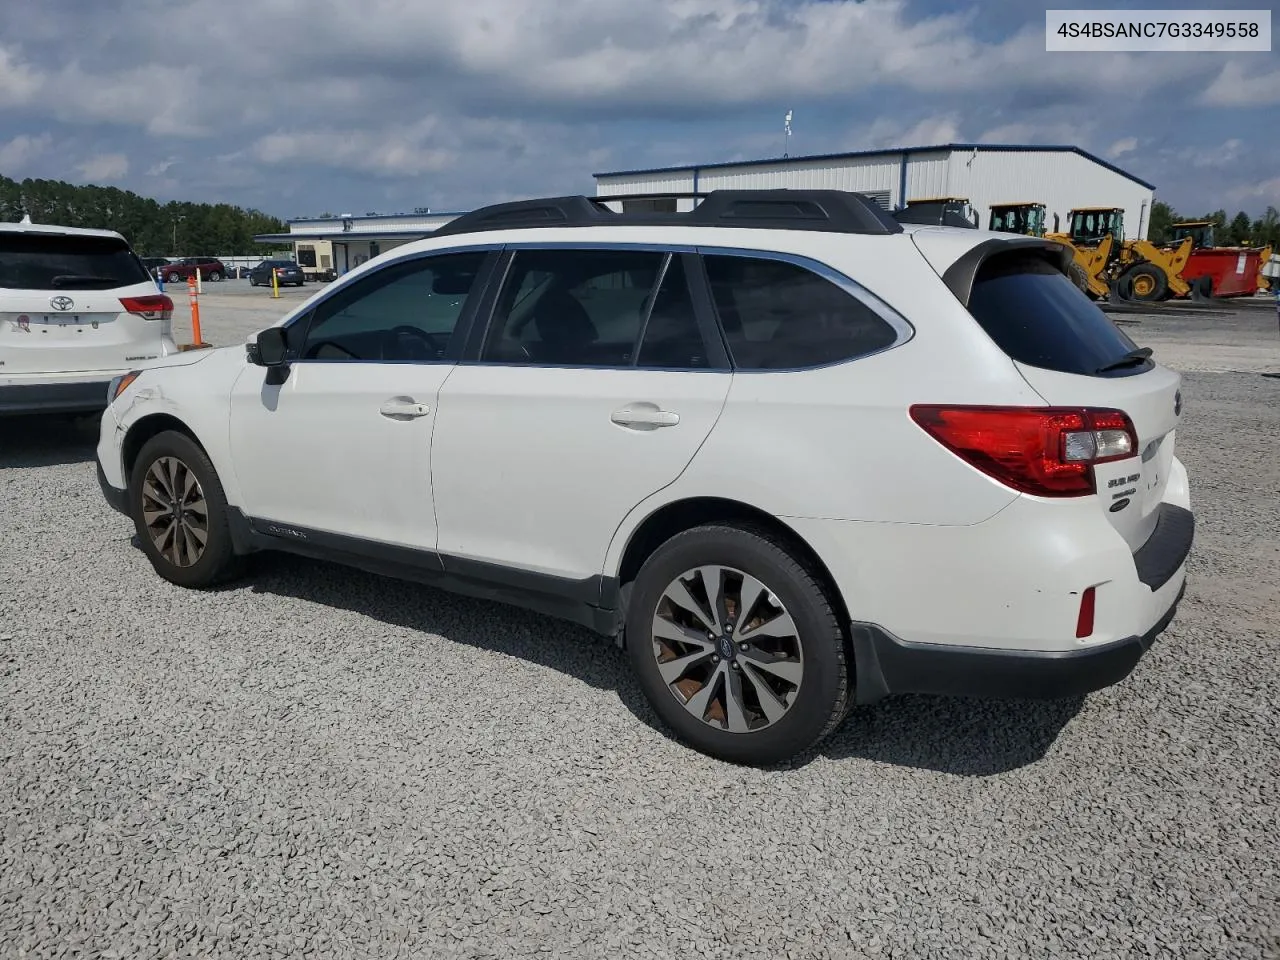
[1147,201,1280,248]
[0,176,290,257]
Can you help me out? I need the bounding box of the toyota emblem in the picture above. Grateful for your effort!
[49,296,75,312]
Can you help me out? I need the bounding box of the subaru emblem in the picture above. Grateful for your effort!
[49,295,74,312]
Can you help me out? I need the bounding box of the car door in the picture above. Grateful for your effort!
[226,248,495,550]
[430,246,733,585]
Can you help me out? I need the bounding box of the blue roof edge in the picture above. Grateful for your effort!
[594,142,1157,192]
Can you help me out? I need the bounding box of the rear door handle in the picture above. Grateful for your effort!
[379,397,431,420]
[611,404,680,429]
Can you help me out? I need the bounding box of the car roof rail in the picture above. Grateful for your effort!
[430,189,904,238]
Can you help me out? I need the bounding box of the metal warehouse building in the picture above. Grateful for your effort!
[255,210,466,278]
[594,143,1158,240]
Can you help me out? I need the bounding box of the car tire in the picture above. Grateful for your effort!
[167,272,182,284]
[625,523,851,766]
[127,430,243,589]
[209,271,222,282]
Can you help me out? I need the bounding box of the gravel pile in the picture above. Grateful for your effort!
[2,344,1278,957]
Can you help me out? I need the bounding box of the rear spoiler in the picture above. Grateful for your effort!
[941,237,1074,307]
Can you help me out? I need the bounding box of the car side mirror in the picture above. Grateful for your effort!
[252,327,288,367]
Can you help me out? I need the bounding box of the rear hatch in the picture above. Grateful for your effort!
[0,231,171,375]
[920,233,1181,551]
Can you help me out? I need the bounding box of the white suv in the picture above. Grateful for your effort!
[94,191,1194,766]
[1,221,178,416]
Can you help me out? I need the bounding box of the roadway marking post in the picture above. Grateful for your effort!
[188,274,204,347]
[272,267,280,299]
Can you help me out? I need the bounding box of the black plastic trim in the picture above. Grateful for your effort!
[849,580,1186,704]
[938,237,1072,307]
[233,511,618,635]
[1133,503,1195,590]
[96,460,128,515]
[1,380,109,416]
[431,190,903,239]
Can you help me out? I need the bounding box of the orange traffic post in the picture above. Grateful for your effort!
[188,274,204,347]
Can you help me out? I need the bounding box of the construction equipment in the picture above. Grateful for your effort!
[989,202,1094,294]
[1047,207,1193,303]
[894,197,978,229]
[1170,220,1271,298]
[988,202,1046,237]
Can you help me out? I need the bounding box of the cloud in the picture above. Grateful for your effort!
[147,157,179,177]
[76,153,130,182]
[0,0,1272,217]
[845,113,965,151]
[0,45,39,108]
[1199,61,1280,108]
[0,132,52,172]
[1107,137,1138,159]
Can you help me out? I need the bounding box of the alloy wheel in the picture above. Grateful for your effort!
[141,456,209,567]
[651,565,804,734]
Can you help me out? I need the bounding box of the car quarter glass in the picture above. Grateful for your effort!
[701,252,902,370]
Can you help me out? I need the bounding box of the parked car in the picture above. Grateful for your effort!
[249,259,305,287]
[94,190,1194,766]
[1,222,177,416]
[160,257,227,284]
[139,257,171,277]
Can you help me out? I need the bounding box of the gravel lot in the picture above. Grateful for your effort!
[2,296,1278,959]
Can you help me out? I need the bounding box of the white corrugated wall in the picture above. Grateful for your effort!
[593,148,1156,239]
[902,151,952,204]
[595,172,698,196]
[948,150,1155,239]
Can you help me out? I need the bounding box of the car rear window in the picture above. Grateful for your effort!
[0,233,151,291]
[966,253,1148,377]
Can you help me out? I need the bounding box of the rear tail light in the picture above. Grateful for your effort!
[908,405,1138,497]
[120,294,174,322]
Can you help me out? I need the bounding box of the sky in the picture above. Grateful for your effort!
[0,0,1276,221]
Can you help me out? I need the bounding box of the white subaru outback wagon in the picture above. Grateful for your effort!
[1,221,177,416]
[95,190,1194,766]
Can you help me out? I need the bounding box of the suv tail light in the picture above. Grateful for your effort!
[908,405,1138,497]
[120,294,174,321]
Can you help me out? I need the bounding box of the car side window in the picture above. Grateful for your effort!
[702,254,901,370]
[482,248,709,368]
[299,251,487,362]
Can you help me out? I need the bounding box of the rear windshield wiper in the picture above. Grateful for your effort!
[1096,346,1153,373]
[50,274,120,287]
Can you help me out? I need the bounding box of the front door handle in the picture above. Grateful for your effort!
[611,403,680,429]
[379,396,431,420]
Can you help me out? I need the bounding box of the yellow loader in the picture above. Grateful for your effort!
[1047,207,1193,302]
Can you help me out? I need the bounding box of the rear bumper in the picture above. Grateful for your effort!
[0,379,109,415]
[851,578,1186,703]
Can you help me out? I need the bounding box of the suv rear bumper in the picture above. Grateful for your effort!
[0,379,109,415]
[850,578,1186,703]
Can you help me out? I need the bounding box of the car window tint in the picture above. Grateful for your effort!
[300,250,487,362]
[703,254,899,369]
[0,234,151,290]
[636,256,709,369]
[967,253,1146,377]
[482,248,665,367]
